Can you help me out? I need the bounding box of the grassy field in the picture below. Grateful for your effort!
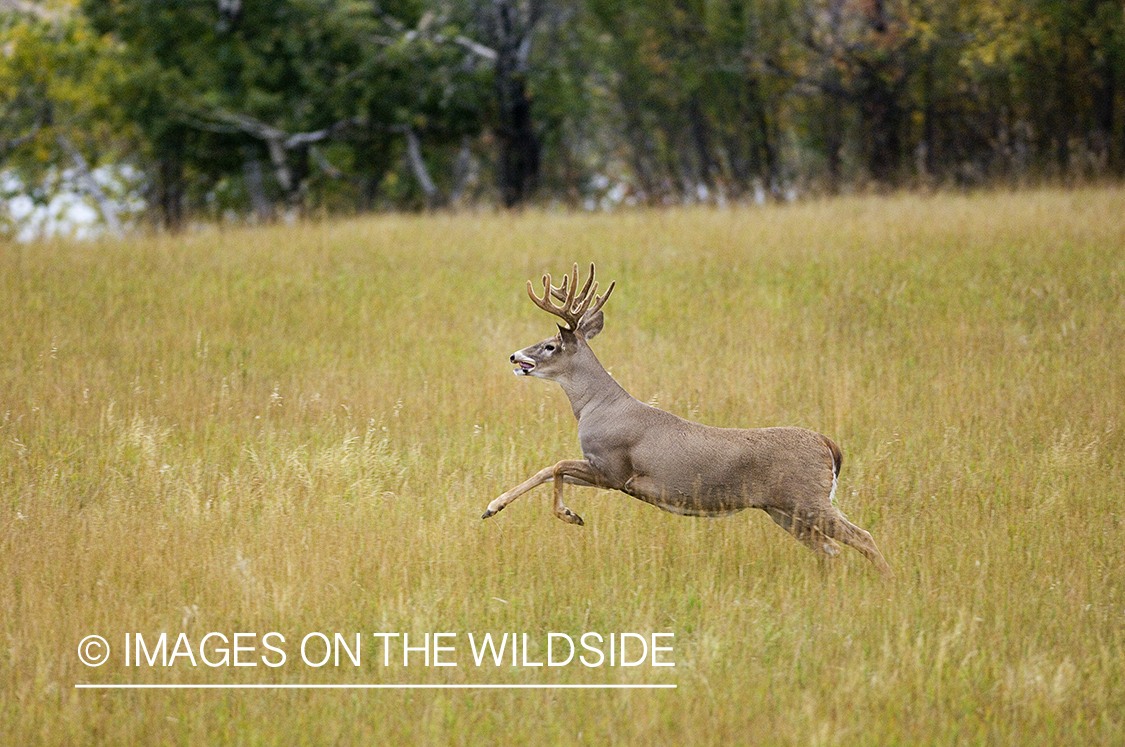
[3,187,1124,744]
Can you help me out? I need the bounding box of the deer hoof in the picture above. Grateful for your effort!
[558,509,584,526]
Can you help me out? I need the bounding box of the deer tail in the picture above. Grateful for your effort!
[820,434,843,478]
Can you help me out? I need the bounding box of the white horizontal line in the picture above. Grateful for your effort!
[75,683,676,690]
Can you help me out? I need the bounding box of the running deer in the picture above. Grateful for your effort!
[482,263,893,577]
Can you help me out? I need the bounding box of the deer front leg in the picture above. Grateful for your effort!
[482,466,555,519]
[482,459,603,524]
[550,459,603,526]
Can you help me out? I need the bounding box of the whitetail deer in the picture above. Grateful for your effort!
[482,263,893,577]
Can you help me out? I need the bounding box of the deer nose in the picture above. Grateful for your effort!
[510,353,517,363]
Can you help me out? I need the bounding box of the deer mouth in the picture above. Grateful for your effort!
[511,352,536,375]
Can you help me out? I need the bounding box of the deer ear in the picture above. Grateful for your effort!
[557,324,578,346]
[576,310,604,339]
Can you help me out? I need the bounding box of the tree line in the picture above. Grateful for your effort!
[2,0,1123,231]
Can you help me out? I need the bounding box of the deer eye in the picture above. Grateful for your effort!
[545,343,556,352]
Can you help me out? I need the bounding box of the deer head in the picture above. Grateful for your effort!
[511,263,614,382]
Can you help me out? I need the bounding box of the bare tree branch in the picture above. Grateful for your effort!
[372,8,497,61]
[402,127,437,204]
[284,117,367,148]
[309,146,343,179]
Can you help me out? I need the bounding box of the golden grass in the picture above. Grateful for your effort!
[3,187,1124,744]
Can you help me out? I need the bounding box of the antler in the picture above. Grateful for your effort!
[527,263,615,332]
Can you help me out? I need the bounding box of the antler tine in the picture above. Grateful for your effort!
[527,271,579,329]
[586,278,615,318]
[527,263,613,331]
[566,263,598,321]
[549,271,570,302]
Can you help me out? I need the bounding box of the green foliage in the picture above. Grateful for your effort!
[2,0,1124,227]
[0,8,144,236]
[0,11,136,177]
[76,0,491,218]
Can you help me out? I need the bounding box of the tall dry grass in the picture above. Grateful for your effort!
[2,187,1124,744]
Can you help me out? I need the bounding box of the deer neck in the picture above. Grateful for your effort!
[555,347,632,422]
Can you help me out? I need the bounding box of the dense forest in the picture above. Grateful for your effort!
[2,0,1124,232]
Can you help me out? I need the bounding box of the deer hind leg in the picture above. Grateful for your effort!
[825,513,894,579]
[808,507,894,579]
[765,506,893,578]
[764,508,841,560]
